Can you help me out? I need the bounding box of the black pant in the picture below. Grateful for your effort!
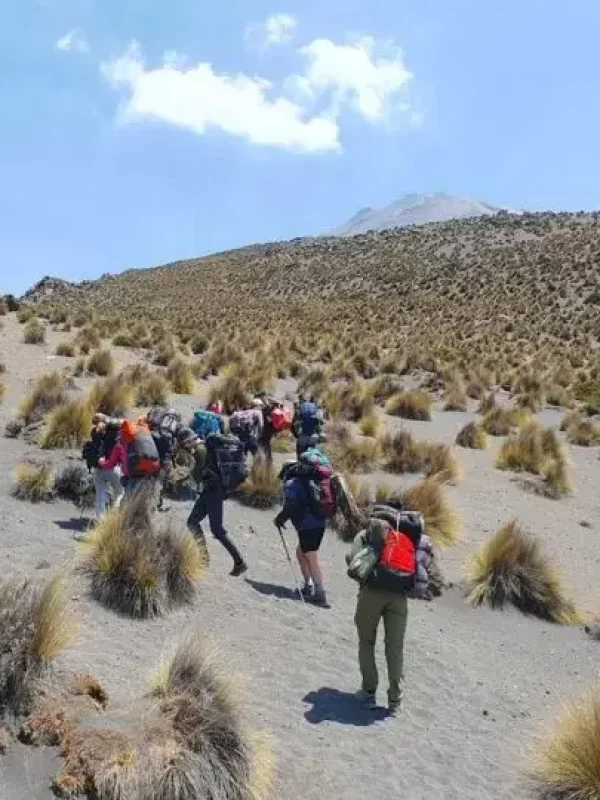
[187,485,244,566]
[260,429,274,462]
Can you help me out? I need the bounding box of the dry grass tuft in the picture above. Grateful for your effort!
[166,358,195,395]
[424,443,463,485]
[482,406,529,436]
[236,458,281,509]
[466,520,579,623]
[402,477,460,546]
[40,399,93,449]
[443,384,468,412]
[326,434,381,474]
[456,421,488,449]
[561,411,600,447]
[358,411,382,438]
[80,491,205,618]
[88,377,133,417]
[12,463,54,502]
[385,390,433,421]
[19,372,67,426]
[531,685,600,800]
[0,576,74,717]
[496,422,573,498]
[380,430,426,474]
[208,366,250,412]
[134,372,170,406]
[87,349,115,377]
[23,318,45,344]
[0,380,5,404]
[55,342,75,357]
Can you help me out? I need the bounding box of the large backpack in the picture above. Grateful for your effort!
[368,507,424,594]
[229,410,258,442]
[299,401,321,438]
[81,423,119,471]
[126,427,161,479]
[148,407,182,438]
[191,410,222,440]
[295,462,337,521]
[205,433,248,495]
[270,406,293,433]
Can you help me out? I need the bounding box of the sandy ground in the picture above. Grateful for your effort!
[1,312,600,800]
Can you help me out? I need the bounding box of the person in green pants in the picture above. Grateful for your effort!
[347,519,409,717]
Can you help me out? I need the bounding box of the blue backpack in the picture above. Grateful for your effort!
[299,402,321,437]
[191,410,221,440]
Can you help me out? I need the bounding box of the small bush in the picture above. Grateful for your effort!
[5,419,23,438]
[402,477,460,546]
[236,458,281,509]
[23,319,45,344]
[190,334,209,355]
[135,373,170,406]
[166,358,195,395]
[80,491,205,618]
[456,421,488,449]
[482,406,528,436]
[424,444,462,485]
[40,399,93,449]
[0,576,74,717]
[75,325,101,354]
[358,412,382,437]
[19,372,67,425]
[380,430,426,474]
[55,341,75,357]
[385,390,432,421]
[531,686,600,800]
[17,306,34,324]
[497,422,572,497]
[87,349,114,377]
[561,411,600,446]
[466,520,578,623]
[327,435,381,474]
[54,464,94,507]
[12,464,54,502]
[443,385,468,412]
[5,294,19,312]
[88,377,132,417]
[112,332,136,348]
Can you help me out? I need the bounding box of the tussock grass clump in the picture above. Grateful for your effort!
[0,576,74,717]
[561,411,600,446]
[324,380,374,421]
[358,412,382,437]
[477,392,496,414]
[166,358,195,395]
[497,422,573,497]
[482,406,528,436]
[12,464,53,502]
[531,686,600,800]
[135,372,170,406]
[80,491,205,618]
[380,430,426,474]
[55,342,75,357]
[424,444,462,485]
[402,478,460,546]
[17,306,34,324]
[272,431,295,453]
[456,421,488,449]
[236,458,281,509]
[19,372,67,426]
[0,380,5,403]
[327,435,381,474]
[466,521,578,623]
[443,384,468,412]
[385,390,433,421]
[87,349,114,377]
[209,367,250,413]
[88,377,133,417]
[23,318,45,344]
[54,464,94,506]
[75,325,101,354]
[40,399,93,449]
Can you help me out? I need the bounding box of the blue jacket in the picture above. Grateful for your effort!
[276,477,324,533]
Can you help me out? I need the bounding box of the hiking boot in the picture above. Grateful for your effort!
[300,584,314,601]
[230,561,248,578]
[388,698,403,718]
[310,590,330,609]
[356,690,377,710]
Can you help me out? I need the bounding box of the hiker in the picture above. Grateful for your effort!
[179,427,248,577]
[99,419,161,498]
[346,503,425,717]
[274,458,331,608]
[229,402,263,457]
[292,395,324,459]
[146,407,183,511]
[254,393,293,462]
[83,414,124,518]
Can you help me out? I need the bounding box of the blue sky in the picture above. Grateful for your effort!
[1,0,599,294]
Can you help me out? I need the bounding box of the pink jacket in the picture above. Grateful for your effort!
[99,444,128,477]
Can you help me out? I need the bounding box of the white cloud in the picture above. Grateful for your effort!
[101,43,340,153]
[56,28,89,53]
[295,37,413,121]
[245,12,298,50]
[100,29,418,153]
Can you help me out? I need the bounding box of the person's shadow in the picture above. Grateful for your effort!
[54,517,91,533]
[303,688,387,726]
[245,578,300,602]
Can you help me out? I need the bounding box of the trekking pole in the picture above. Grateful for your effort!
[275,524,306,605]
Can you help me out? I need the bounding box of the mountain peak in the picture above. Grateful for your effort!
[330,193,519,237]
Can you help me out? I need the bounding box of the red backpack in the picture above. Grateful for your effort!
[302,464,337,520]
[270,407,293,432]
[368,510,424,593]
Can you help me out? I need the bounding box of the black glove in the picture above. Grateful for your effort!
[274,515,286,530]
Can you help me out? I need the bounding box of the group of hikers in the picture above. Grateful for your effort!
[82,391,433,717]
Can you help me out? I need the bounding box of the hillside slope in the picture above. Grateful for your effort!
[30,212,600,371]
[329,192,517,236]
